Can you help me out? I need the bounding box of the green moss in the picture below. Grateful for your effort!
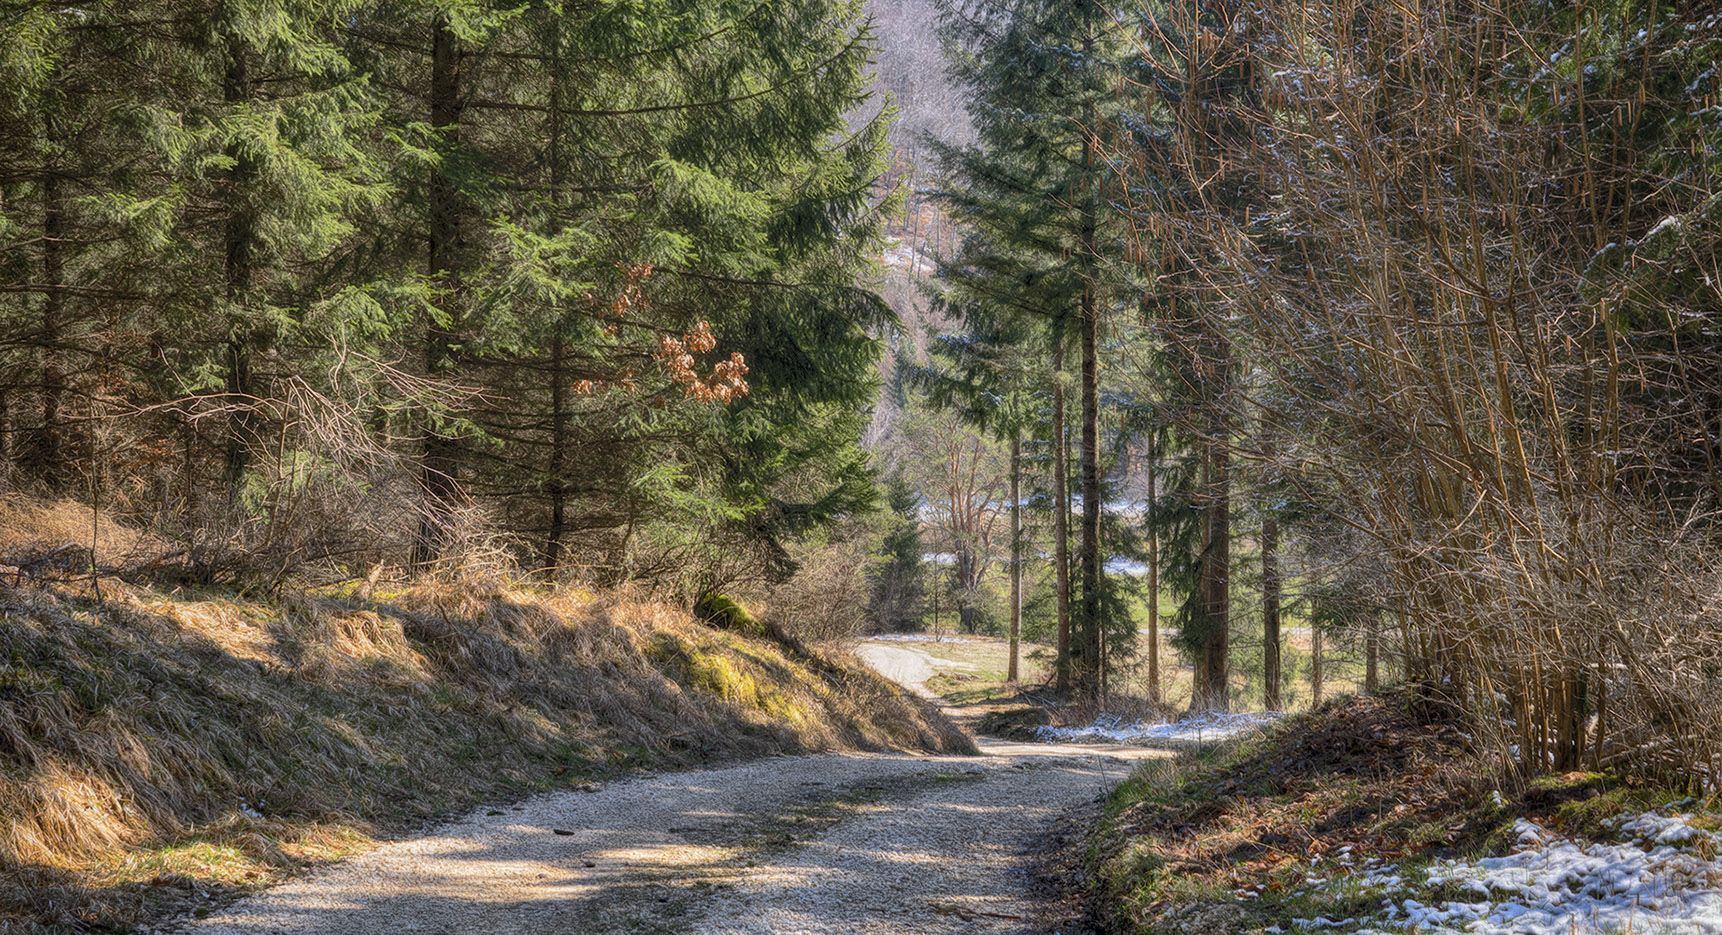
[693,592,764,637]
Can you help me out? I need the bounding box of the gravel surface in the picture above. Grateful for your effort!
[160,649,1162,935]
[853,642,960,698]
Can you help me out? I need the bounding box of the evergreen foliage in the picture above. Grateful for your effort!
[930,0,1139,699]
[0,0,894,592]
[868,468,926,632]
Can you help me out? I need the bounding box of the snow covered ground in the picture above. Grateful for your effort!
[1285,806,1722,934]
[864,634,971,644]
[1035,710,1284,744]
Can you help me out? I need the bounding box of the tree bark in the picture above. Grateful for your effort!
[540,15,568,577]
[1008,428,1021,682]
[1194,436,1231,713]
[1365,613,1379,694]
[1078,295,1101,704]
[37,171,66,491]
[1147,433,1160,705]
[1052,339,1071,692]
[0,386,10,485]
[1262,511,1281,710]
[221,35,260,507]
[542,336,568,574]
[413,15,465,568]
[1077,176,1103,705]
[1311,623,1324,707]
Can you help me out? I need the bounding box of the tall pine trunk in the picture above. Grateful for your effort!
[1194,434,1231,712]
[540,17,569,576]
[37,170,66,491]
[1147,433,1160,705]
[543,336,568,573]
[1262,511,1281,710]
[413,16,465,568]
[220,37,259,506]
[1078,292,1101,703]
[1052,339,1071,692]
[1008,428,1021,682]
[1076,137,1103,706]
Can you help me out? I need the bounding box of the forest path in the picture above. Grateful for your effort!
[167,652,1162,935]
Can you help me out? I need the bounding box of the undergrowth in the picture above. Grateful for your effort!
[1086,690,1689,935]
[0,575,970,933]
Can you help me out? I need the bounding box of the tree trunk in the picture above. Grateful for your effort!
[542,336,567,574]
[221,36,260,507]
[1311,623,1324,707]
[956,544,978,634]
[1052,339,1071,692]
[1078,295,1101,704]
[413,15,465,568]
[37,171,66,491]
[1008,428,1021,682]
[1147,434,1160,705]
[1365,613,1379,694]
[540,14,568,578]
[1077,221,1103,703]
[1262,511,1281,710]
[1194,436,1230,713]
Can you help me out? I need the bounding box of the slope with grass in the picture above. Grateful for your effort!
[1086,690,1720,935]
[0,575,968,934]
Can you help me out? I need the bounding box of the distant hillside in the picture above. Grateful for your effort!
[866,0,973,151]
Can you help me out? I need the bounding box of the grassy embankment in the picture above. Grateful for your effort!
[0,500,970,933]
[1085,689,1703,934]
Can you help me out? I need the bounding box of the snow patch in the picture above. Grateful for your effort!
[1300,810,1722,934]
[1034,710,1284,744]
[864,634,971,644]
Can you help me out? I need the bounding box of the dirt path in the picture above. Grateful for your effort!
[163,650,1161,935]
[852,642,971,698]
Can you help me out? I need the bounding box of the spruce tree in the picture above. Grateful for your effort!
[933,0,1135,699]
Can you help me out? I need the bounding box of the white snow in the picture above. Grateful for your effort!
[863,634,971,644]
[1034,710,1284,744]
[881,238,935,273]
[1645,214,1685,241]
[1297,808,1722,935]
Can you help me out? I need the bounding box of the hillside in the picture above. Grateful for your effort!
[0,556,968,933]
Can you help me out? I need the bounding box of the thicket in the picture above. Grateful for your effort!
[1134,0,1722,783]
[916,0,1722,785]
[0,0,891,597]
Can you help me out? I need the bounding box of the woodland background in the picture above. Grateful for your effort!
[3,0,1722,788]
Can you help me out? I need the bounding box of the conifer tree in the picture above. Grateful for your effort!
[933,0,1135,699]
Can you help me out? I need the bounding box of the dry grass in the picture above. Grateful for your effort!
[0,576,969,933]
[0,497,171,576]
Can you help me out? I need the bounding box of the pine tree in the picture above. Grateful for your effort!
[870,467,926,632]
[933,0,1136,700]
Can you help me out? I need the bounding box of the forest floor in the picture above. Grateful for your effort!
[1088,690,1722,935]
[147,637,1164,935]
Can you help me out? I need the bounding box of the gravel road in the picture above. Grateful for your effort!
[852,642,972,698]
[163,646,1162,935]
